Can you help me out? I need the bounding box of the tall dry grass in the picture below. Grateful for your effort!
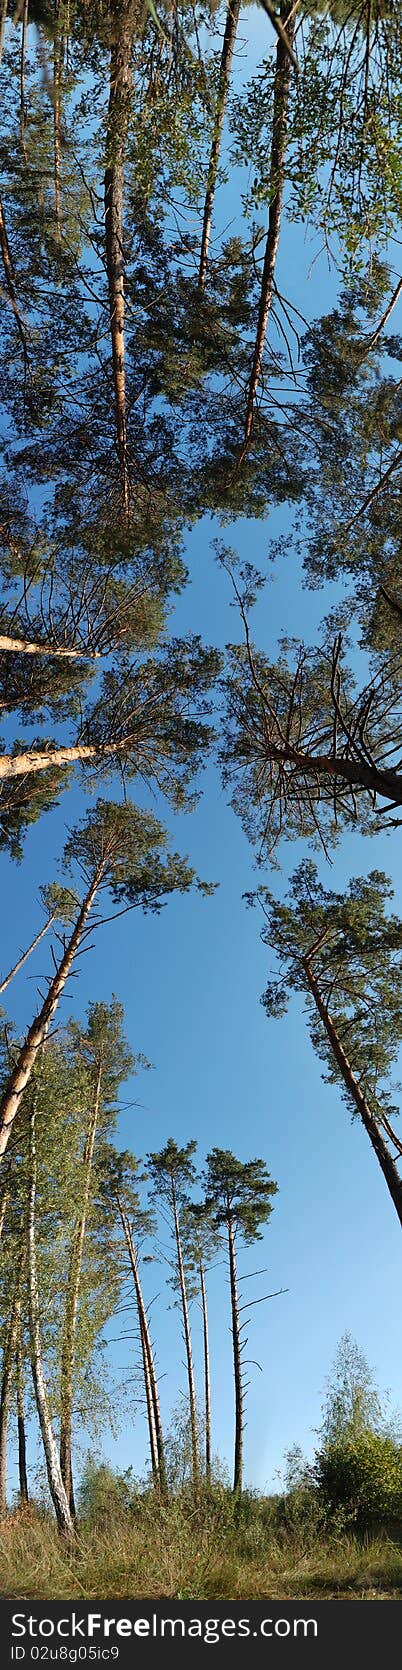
[0,1494,401,1599]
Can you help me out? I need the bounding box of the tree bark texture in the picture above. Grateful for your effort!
[0,633,98,658]
[0,737,130,781]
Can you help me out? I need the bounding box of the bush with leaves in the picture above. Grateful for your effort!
[314,1430,402,1531]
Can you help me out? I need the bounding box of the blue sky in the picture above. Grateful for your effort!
[2,2,402,1500]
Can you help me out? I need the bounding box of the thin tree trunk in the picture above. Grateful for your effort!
[198,0,241,291]
[342,446,402,538]
[304,960,402,1228]
[53,1,62,239]
[117,1195,167,1493]
[0,196,30,370]
[20,0,29,157]
[0,910,57,997]
[0,633,98,658]
[104,0,134,514]
[138,1306,159,1484]
[0,866,103,1162]
[227,1211,243,1494]
[199,1258,211,1483]
[117,1202,158,1485]
[0,1274,21,1516]
[259,0,299,67]
[0,1190,8,1243]
[59,1064,103,1515]
[0,0,7,65]
[16,1301,29,1504]
[358,276,402,363]
[243,1,297,447]
[27,1102,74,1536]
[171,1178,199,1494]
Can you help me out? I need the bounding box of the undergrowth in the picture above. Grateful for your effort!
[1,1489,402,1600]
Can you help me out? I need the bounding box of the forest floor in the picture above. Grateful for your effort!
[0,1503,402,1599]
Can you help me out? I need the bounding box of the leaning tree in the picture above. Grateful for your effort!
[253,861,402,1227]
[0,795,210,1163]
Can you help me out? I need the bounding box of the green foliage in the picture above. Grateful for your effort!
[223,619,402,852]
[232,4,402,272]
[313,1334,402,1531]
[62,797,206,910]
[0,1488,402,1599]
[258,862,402,1123]
[319,1333,385,1444]
[147,1136,198,1198]
[201,1147,277,1240]
[315,1432,402,1531]
[77,1458,137,1527]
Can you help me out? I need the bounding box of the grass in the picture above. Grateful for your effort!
[1,1496,402,1599]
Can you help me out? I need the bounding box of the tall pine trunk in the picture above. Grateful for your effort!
[0,737,130,781]
[198,0,241,290]
[117,1195,167,1494]
[16,1302,29,1504]
[243,0,296,446]
[59,1065,103,1514]
[0,866,103,1161]
[27,1103,74,1537]
[171,1178,199,1494]
[199,1258,211,1483]
[104,0,134,514]
[227,1211,243,1494]
[304,961,402,1228]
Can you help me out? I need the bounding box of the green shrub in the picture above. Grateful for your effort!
[77,1458,137,1527]
[315,1430,402,1530]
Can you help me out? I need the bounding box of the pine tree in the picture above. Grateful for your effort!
[256,861,402,1225]
[59,999,137,1516]
[201,1147,277,1494]
[180,1207,221,1482]
[108,1147,168,1496]
[147,1138,200,1495]
[0,796,204,1161]
[223,616,402,858]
